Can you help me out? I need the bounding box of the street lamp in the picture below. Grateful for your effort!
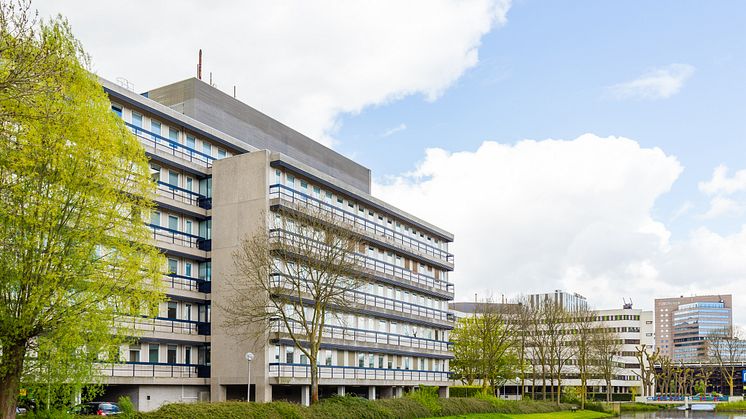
[245,352,255,402]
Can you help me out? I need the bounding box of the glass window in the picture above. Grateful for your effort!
[167,345,177,364]
[111,105,122,117]
[132,112,143,128]
[325,350,332,366]
[368,353,374,368]
[286,174,295,187]
[151,120,161,136]
[185,347,192,365]
[185,177,193,192]
[167,302,177,319]
[186,135,196,150]
[168,171,179,189]
[202,142,211,156]
[168,128,179,147]
[185,220,193,235]
[185,262,192,277]
[300,354,308,364]
[274,170,281,184]
[217,148,227,158]
[358,353,364,368]
[286,346,295,364]
[150,211,160,226]
[378,354,384,369]
[129,346,140,363]
[148,344,159,363]
[167,258,178,275]
[168,215,178,231]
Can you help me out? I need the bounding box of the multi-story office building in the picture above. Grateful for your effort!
[673,301,733,362]
[449,300,653,398]
[654,295,732,360]
[99,78,455,410]
[527,290,588,312]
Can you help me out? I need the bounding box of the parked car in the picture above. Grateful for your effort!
[70,402,122,416]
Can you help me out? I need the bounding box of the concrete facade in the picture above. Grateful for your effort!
[97,78,455,410]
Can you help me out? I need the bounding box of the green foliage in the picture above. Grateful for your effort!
[694,380,707,395]
[139,397,572,419]
[448,386,482,398]
[560,387,579,404]
[450,311,519,391]
[716,400,746,412]
[119,396,136,418]
[405,386,441,416]
[0,0,164,413]
[619,403,663,412]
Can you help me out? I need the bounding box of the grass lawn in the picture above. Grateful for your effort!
[425,411,613,419]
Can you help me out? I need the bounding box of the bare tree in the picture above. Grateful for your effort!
[592,326,621,402]
[221,208,365,404]
[633,344,658,396]
[573,308,597,409]
[707,326,746,396]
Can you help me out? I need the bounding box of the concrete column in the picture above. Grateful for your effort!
[438,386,449,398]
[394,387,403,398]
[337,386,345,396]
[256,382,272,403]
[368,386,376,400]
[301,386,310,406]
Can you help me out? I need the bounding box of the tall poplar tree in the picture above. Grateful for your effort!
[0,2,164,416]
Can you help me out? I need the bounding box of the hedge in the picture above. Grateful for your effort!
[138,394,572,419]
[448,386,482,398]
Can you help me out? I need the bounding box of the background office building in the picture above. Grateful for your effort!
[654,295,732,361]
[527,290,588,312]
[100,77,455,410]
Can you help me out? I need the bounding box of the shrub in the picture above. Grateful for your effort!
[716,400,746,412]
[405,386,441,416]
[373,398,432,419]
[307,395,394,419]
[620,403,663,412]
[448,386,482,398]
[118,396,136,418]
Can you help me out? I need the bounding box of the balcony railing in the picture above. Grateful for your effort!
[149,224,209,250]
[163,274,211,294]
[100,362,206,378]
[125,122,214,168]
[270,319,452,352]
[269,229,453,296]
[119,316,209,336]
[269,184,453,265]
[270,274,453,323]
[268,362,450,382]
[156,181,211,210]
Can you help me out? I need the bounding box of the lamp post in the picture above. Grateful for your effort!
[516,376,521,400]
[245,352,255,402]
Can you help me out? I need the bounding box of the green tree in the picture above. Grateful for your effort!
[0,2,164,416]
[450,299,519,395]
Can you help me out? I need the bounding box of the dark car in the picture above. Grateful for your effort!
[70,402,122,416]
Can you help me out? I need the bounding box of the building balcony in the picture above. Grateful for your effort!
[268,363,450,384]
[270,319,452,354]
[119,316,210,340]
[100,362,209,379]
[269,184,453,269]
[269,229,453,299]
[126,122,214,170]
[149,224,211,255]
[156,181,211,211]
[162,274,211,298]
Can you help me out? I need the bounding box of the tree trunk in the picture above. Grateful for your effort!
[0,342,26,419]
[310,362,319,404]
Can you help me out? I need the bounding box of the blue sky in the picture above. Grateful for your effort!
[337,0,746,239]
[37,0,746,316]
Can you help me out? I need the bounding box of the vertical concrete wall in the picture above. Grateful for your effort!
[210,151,272,402]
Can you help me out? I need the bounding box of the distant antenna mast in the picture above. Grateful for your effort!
[197,49,202,80]
[623,298,633,309]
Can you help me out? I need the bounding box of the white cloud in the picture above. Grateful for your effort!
[608,64,695,100]
[374,134,746,325]
[381,123,407,138]
[698,165,746,218]
[700,196,744,219]
[699,164,746,195]
[35,0,511,147]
